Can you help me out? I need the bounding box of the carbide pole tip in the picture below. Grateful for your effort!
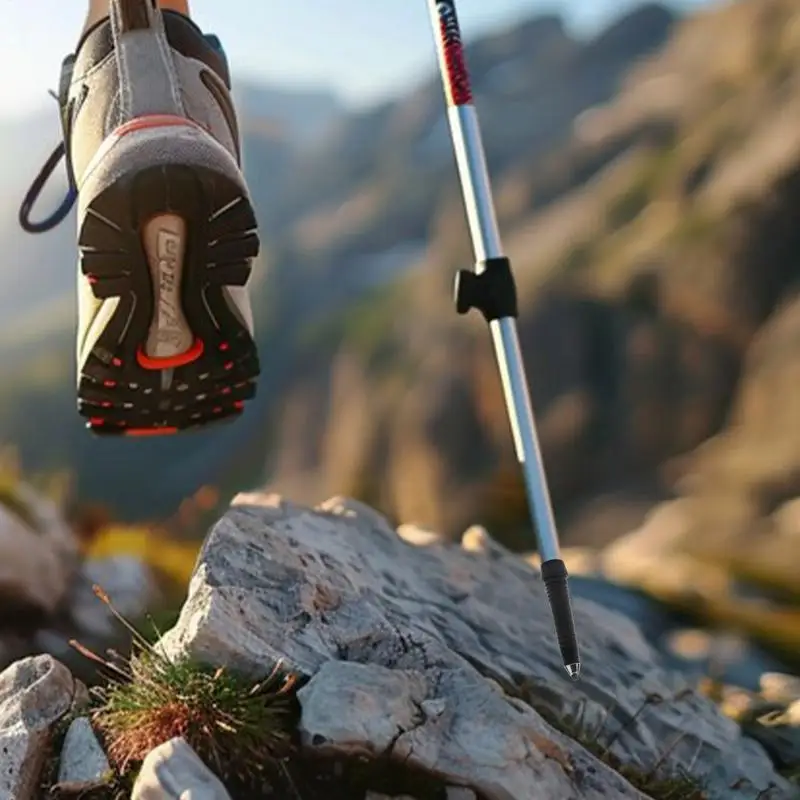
[566,663,581,681]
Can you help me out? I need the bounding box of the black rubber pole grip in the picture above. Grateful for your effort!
[541,559,580,668]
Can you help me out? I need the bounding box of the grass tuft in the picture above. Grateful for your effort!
[72,586,300,788]
[93,654,298,778]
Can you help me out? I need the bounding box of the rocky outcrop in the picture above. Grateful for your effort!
[0,495,796,799]
[670,291,800,591]
[727,675,800,784]
[157,493,793,799]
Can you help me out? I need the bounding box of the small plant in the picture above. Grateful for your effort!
[561,690,710,800]
[516,680,717,799]
[71,587,300,788]
[548,685,793,800]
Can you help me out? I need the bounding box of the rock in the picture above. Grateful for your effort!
[567,575,681,646]
[760,673,800,706]
[0,655,75,800]
[37,555,161,684]
[131,737,231,800]
[773,498,800,541]
[562,579,787,690]
[664,296,800,603]
[298,661,428,757]
[741,703,800,774]
[715,684,781,724]
[70,555,159,640]
[559,492,664,550]
[600,500,732,602]
[0,482,78,618]
[599,499,800,680]
[460,524,507,558]
[396,524,444,547]
[299,660,646,799]
[159,495,792,799]
[56,716,111,791]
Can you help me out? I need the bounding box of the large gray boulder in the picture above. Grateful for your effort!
[158,493,793,799]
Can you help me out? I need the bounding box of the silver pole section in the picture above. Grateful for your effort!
[447,102,561,565]
[427,0,580,679]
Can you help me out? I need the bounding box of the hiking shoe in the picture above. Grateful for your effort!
[19,0,259,436]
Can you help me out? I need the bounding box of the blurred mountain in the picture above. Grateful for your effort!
[232,79,344,144]
[0,2,683,517]
[266,0,800,563]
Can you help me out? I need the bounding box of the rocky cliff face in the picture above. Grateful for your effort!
[266,0,800,560]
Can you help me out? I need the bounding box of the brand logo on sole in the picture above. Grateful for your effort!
[143,215,193,358]
[155,229,184,348]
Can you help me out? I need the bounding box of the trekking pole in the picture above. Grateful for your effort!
[427,0,581,680]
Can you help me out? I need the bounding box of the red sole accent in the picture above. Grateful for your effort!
[125,427,180,437]
[136,338,205,370]
[113,114,205,138]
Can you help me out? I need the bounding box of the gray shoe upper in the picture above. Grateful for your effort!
[59,1,242,190]
[62,1,256,369]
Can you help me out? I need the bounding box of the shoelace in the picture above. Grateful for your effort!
[18,90,78,235]
[19,141,78,234]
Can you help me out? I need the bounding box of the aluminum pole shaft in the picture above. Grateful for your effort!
[427,0,580,680]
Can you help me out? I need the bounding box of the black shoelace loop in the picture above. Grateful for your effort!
[19,141,78,234]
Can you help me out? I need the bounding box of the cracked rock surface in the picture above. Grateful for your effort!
[297,660,644,799]
[0,655,75,800]
[159,494,793,799]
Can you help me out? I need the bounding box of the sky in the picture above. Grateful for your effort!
[0,0,713,120]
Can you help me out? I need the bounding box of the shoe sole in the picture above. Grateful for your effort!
[77,161,260,436]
